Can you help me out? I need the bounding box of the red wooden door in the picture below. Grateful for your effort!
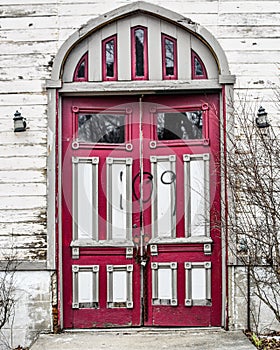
[61,93,221,328]
[141,94,221,326]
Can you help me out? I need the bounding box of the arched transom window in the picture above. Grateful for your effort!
[63,13,218,83]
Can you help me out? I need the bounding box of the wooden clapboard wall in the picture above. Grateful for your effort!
[0,0,279,261]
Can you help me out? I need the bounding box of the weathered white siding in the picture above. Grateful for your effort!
[1,0,278,261]
[0,0,279,347]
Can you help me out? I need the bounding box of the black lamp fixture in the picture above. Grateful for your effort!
[13,110,27,132]
[255,106,270,129]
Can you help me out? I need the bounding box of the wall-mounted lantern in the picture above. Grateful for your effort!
[255,106,270,129]
[13,110,27,132]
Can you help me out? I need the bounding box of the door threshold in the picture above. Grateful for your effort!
[64,327,223,334]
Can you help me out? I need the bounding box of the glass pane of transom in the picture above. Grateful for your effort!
[135,28,144,76]
[77,60,85,78]
[194,57,203,76]
[106,39,115,77]
[165,38,174,76]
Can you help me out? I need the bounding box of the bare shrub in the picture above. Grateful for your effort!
[225,96,280,332]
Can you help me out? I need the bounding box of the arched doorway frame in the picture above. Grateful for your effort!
[46,1,235,329]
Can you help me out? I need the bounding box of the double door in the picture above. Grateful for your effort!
[61,93,221,328]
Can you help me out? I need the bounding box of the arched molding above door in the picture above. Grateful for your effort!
[48,1,235,88]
